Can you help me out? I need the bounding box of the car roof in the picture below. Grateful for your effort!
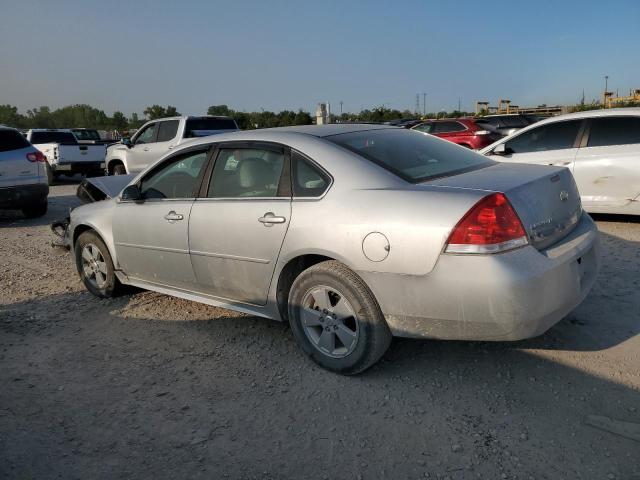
[29,128,73,132]
[260,124,397,137]
[533,107,640,124]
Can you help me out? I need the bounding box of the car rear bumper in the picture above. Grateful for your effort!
[359,214,600,341]
[0,183,49,209]
[52,162,105,174]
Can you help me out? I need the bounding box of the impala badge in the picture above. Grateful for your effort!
[559,190,569,201]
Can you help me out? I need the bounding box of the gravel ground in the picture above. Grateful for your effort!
[1,180,639,480]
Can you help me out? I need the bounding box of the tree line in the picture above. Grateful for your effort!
[1,102,459,132]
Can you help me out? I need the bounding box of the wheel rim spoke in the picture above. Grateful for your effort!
[311,287,332,311]
[94,270,105,287]
[96,261,107,274]
[91,245,101,260]
[332,297,353,320]
[83,264,94,279]
[335,324,356,349]
[301,308,323,327]
[82,248,93,262]
[317,329,335,352]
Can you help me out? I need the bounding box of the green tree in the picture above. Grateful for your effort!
[111,111,128,130]
[143,105,180,120]
[0,104,26,128]
[207,105,232,116]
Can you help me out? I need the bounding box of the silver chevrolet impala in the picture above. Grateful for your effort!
[63,125,600,374]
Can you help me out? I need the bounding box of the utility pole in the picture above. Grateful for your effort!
[422,93,427,117]
[339,101,343,116]
[458,97,461,113]
[604,75,609,109]
[415,94,420,115]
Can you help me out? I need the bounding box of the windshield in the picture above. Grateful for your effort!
[326,128,493,183]
[184,118,238,138]
[30,131,78,145]
[72,129,101,140]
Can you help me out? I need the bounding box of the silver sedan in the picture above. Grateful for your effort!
[63,125,600,374]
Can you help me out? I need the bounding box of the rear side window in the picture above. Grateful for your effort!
[413,123,433,133]
[432,121,466,133]
[292,151,330,197]
[30,131,78,145]
[505,120,582,153]
[156,120,179,142]
[185,118,238,138]
[587,117,640,147]
[327,129,492,183]
[0,129,31,152]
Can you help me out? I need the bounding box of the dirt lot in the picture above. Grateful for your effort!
[1,180,639,480]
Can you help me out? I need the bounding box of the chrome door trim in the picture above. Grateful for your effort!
[189,250,270,264]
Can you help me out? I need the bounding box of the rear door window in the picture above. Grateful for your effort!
[586,116,640,147]
[0,129,31,152]
[432,121,466,133]
[156,120,179,142]
[505,120,582,153]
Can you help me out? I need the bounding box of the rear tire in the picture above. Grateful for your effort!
[22,199,48,218]
[288,260,392,375]
[75,231,119,298]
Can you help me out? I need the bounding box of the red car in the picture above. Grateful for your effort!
[411,118,500,150]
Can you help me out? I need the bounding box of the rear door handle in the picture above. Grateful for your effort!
[258,212,286,226]
[164,211,184,223]
[143,147,150,152]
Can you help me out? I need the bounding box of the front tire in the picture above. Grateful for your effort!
[112,164,127,175]
[45,163,54,185]
[74,231,119,298]
[288,260,392,375]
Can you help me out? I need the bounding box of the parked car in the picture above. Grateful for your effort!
[0,125,49,217]
[475,114,542,137]
[105,115,239,175]
[58,125,599,374]
[480,108,640,215]
[26,129,106,184]
[385,118,423,129]
[411,118,501,149]
[71,128,114,146]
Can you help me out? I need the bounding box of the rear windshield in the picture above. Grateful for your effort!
[30,131,78,145]
[0,129,31,152]
[326,128,493,183]
[72,129,101,140]
[184,118,238,138]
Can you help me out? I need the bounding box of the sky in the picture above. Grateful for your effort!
[1,0,639,116]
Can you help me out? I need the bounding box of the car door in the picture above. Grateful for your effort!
[573,116,640,208]
[432,121,468,145]
[188,142,291,305]
[128,122,160,172]
[112,148,210,289]
[144,119,180,163]
[486,119,585,168]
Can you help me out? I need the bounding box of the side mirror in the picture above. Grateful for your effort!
[492,143,513,156]
[121,184,142,201]
[121,137,132,148]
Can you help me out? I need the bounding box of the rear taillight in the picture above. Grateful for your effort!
[26,151,47,163]
[445,193,528,254]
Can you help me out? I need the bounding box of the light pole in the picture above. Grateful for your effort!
[422,93,427,117]
[604,75,609,109]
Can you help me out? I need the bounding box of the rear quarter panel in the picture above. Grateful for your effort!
[279,186,486,277]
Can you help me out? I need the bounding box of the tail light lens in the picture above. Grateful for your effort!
[26,151,47,163]
[445,193,528,254]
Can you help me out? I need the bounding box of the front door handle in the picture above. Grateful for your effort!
[143,147,150,152]
[258,212,286,226]
[164,211,184,223]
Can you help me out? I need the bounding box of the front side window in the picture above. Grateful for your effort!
[140,150,208,199]
[134,123,158,145]
[505,120,582,154]
[432,121,466,133]
[156,120,179,142]
[587,116,640,147]
[327,128,493,183]
[292,151,330,197]
[208,148,284,198]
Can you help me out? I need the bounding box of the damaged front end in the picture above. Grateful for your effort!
[50,174,134,251]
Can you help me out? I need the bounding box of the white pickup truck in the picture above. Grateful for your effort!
[105,115,238,175]
[26,129,107,185]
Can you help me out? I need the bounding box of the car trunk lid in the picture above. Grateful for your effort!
[426,163,582,250]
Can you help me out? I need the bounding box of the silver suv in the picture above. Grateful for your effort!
[0,126,49,217]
